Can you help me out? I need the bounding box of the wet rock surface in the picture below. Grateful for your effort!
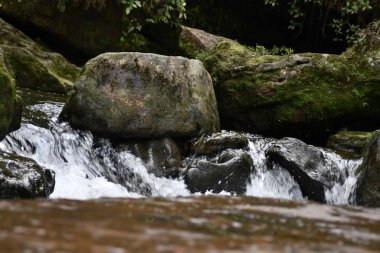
[265,138,342,202]
[185,132,253,194]
[0,151,55,199]
[123,138,182,178]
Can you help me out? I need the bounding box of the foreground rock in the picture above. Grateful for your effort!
[0,152,55,198]
[61,52,220,139]
[0,18,80,94]
[184,132,253,194]
[266,138,342,202]
[0,48,22,140]
[199,22,380,144]
[356,131,380,207]
[327,130,374,158]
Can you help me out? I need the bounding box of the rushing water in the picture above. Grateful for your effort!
[0,89,361,204]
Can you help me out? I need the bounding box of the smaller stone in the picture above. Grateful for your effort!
[192,131,249,156]
[184,149,253,194]
[0,152,55,199]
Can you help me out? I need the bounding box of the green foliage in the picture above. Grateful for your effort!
[55,0,186,33]
[120,0,186,33]
[265,0,379,44]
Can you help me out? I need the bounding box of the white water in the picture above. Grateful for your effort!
[0,93,361,204]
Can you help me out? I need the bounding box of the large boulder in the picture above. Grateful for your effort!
[185,149,253,194]
[0,0,181,59]
[61,52,220,139]
[199,22,380,145]
[0,151,55,199]
[265,138,341,202]
[0,18,80,94]
[0,48,21,140]
[356,131,380,207]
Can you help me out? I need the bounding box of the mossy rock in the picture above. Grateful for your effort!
[0,18,80,94]
[0,151,55,199]
[198,21,380,144]
[0,48,19,140]
[327,130,374,158]
[61,52,220,139]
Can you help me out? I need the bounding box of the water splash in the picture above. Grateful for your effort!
[0,90,361,204]
[0,97,189,200]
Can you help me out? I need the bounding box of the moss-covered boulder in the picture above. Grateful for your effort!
[61,52,220,139]
[0,151,55,199]
[0,18,79,94]
[327,131,374,158]
[0,0,181,59]
[355,130,380,207]
[199,21,380,144]
[0,48,21,140]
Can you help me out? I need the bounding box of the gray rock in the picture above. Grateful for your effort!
[0,152,55,199]
[265,138,341,202]
[185,149,253,194]
[61,52,220,139]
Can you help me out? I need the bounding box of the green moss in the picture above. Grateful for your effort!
[0,51,16,139]
[199,39,380,143]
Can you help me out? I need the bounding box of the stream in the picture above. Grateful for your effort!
[0,89,379,252]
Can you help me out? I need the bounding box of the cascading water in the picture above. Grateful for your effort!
[244,135,362,204]
[0,89,362,204]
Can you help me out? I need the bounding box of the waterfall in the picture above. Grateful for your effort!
[0,90,361,204]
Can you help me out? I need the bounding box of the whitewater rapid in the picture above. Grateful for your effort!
[0,90,361,203]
